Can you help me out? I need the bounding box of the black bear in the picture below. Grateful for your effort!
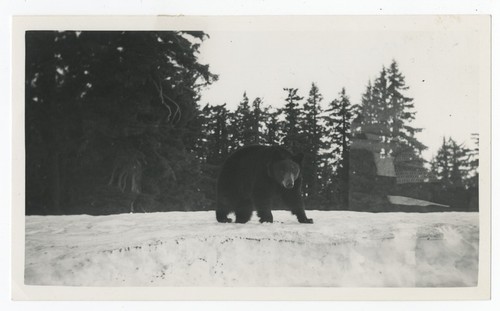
[216,145,313,224]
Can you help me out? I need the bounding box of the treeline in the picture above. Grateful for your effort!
[195,85,356,210]
[431,134,479,189]
[25,31,479,215]
[394,134,480,212]
[346,61,478,211]
[195,60,426,211]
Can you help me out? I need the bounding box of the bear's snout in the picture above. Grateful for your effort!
[283,180,294,189]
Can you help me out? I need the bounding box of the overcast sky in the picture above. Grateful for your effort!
[197,17,487,161]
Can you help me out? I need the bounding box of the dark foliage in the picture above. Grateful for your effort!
[26,31,217,215]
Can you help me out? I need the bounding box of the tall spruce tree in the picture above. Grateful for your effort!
[263,106,282,145]
[323,87,355,207]
[357,60,426,162]
[250,97,267,144]
[431,137,469,188]
[466,133,479,188]
[205,104,230,165]
[282,88,304,154]
[194,103,232,210]
[354,80,375,130]
[386,61,426,160]
[300,83,324,201]
[230,92,254,148]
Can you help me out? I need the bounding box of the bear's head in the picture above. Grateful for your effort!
[268,152,304,189]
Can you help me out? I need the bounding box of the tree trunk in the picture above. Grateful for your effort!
[50,151,62,214]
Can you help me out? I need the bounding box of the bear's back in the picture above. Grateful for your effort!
[217,145,291,196]
[226,145,290,162]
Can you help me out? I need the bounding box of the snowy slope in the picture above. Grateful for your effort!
[24,211,479,287]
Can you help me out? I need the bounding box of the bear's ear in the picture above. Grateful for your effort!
[292,153,304,166]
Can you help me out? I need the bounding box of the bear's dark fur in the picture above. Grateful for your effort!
[216,145,313,224]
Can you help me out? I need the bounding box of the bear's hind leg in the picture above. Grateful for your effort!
[216,197,233,223]
[234,199,253,223]
[216,210,232,223]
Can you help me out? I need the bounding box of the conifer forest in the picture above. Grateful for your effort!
[25,31,479,215]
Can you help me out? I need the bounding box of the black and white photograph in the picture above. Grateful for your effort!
[12,15,491,300]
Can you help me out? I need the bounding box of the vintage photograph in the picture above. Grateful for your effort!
[16,16,490,296]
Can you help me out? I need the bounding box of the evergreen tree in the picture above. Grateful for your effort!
[431,137,469,188]
[371,67,391,136]
[386,61,426,160]
[263,106,282,145]
[449,141,468,188]
[250,97,267,144]
[196,103,232,209]
[282,88,304,154]
[230,92,254,148]
[466,133,479,188]
[323,87,355,207]
[204,104,230,165]
[353,80,375,132]
[356,60,426,169]
[300,83,324,201]
[25,31,217,215]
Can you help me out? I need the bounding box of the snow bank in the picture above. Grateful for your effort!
[24,211,479,287]
[387,195,449,207]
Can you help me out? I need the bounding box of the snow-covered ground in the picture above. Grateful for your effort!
[24,211,479,287]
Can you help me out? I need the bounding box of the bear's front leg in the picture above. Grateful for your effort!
[281,186,313,224]
[253,191,274,223]
[258,210,273,223]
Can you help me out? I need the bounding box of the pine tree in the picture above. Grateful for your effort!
[300,83,324,201]
[449,141,468,188]
[250,97,267,144]
[230,92,254,148]
[466,133,479,188]
[282,88,304,154]
[386,61,426,160]
[323,87,355,207]
[353,80,375,131]
[205,104,230,165]
[356,60,426,180]
[431,137,469,188]
[371,67,391,137]
[263,106,282,145]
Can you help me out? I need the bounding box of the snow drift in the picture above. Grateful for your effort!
[24,211,479,287]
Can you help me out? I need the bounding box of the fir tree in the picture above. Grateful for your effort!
[357,60,426,168]
[300,83,324,201]
[466,133,479,188]
[386,61,426,159]
[354,80,375,131]
[282,88,304,154]
[263,106,282,145]
[230,92,254,148]
[323,87,355,207]
[194,103,232,210]
[250,97,267,144]
[204,104,230,165]
[431,137,469,188]
[373,67,389,128]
